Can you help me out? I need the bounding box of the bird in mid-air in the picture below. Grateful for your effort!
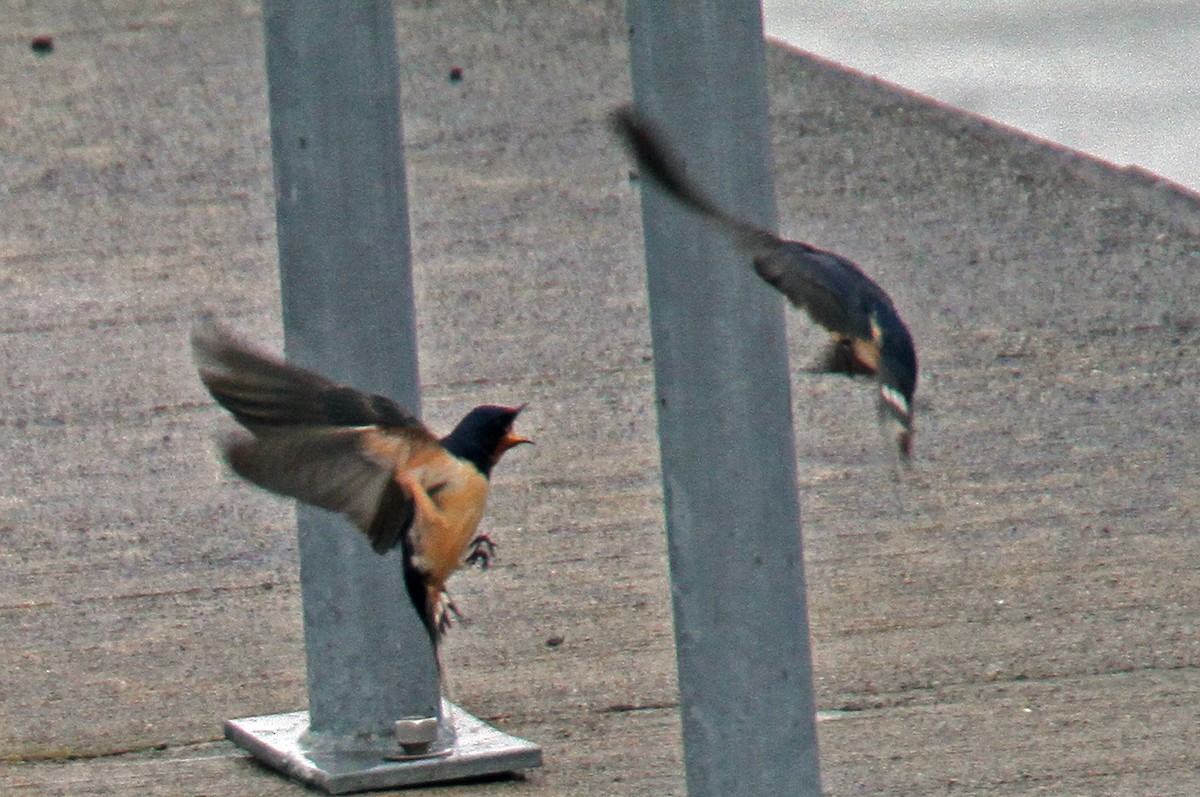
[612,105,918,459]
[192,323,531,644]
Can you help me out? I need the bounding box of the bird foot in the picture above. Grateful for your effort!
[436,596,467,635]
[464,534,496,569]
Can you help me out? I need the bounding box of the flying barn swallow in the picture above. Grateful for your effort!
[192,323,530,644]
[612,106,919,458]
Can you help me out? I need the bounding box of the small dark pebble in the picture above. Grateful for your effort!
[31,35,54,55]
[544,636,564,648]
[448,66,463,83]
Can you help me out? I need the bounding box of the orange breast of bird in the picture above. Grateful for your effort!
[360,430,491,585]
[849,337,882,374]
[404,451,491,587]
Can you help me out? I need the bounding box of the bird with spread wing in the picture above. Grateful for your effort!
[192,323,530,644]
[613,106,918,459]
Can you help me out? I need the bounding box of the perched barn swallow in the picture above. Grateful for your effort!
[192,323,530,643]
[613,106,919,458]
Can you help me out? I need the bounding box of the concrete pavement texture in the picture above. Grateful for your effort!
[3,1,1199,795]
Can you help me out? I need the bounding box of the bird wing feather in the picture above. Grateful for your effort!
[222,426,439,553]
[193,322,442,553]
[192,322,425,433]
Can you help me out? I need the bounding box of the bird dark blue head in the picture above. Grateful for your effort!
[440,404,531,476]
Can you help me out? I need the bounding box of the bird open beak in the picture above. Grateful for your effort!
[498,430,533,453]
[498,405,532,453]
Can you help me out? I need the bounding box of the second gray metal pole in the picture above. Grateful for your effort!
[261,0,441,739]
[625,2,822,795]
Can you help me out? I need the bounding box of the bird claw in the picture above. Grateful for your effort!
[464,534,496,569]
[435,595,467,635]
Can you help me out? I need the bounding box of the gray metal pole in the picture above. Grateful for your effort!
[624,3,822,796]
[224,7,541,791]
[261,0,439,736]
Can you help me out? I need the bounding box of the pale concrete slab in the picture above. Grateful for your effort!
[2,1,1198,795]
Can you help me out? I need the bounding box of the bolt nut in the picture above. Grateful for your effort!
[394,715,438,747]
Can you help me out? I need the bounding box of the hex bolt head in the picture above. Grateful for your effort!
[394,715,439,752]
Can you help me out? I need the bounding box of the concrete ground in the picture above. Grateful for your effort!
[3,1,1199,795]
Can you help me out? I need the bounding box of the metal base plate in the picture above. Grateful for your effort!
[225,703,542,794]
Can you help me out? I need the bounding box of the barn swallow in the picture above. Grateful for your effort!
[612,106,919,458]
[191,323,530,643]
